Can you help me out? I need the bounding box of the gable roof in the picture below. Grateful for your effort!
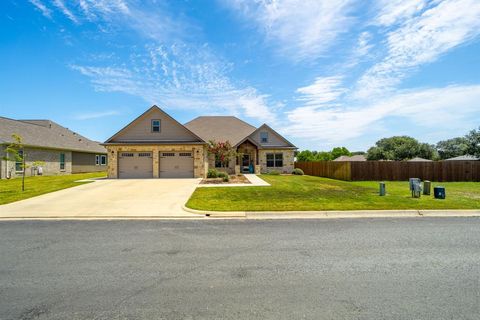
[248,123,297,149]
[184,116,257,146]
[104,105,206,144]
[334,155,367,161]
[0,117,106,153]
[408,157,433,162]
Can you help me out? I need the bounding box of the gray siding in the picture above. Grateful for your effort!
[72,152,107,173]
[111,108,201,142]
[1,147,72,179]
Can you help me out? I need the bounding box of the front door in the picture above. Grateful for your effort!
[242,154,250,172]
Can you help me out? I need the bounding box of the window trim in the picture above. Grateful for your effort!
[95,155,100,165]
[100,155,107,165]
[266,153,283,168]
[260,131,269,143]
[60,153,65,171]
[151,119,161,133]
[15,150,24,173]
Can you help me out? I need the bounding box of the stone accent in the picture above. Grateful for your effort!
[0,146,72,179]
[106,144,207,178]
[258,149,295,174]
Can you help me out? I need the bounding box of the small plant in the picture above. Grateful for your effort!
[267,170,280,175]
[207,168,218,178]
[223,175,230,182]
[292,168,304,175]
[217,172,227,178]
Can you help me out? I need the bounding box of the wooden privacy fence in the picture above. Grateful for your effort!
[295,161,480,182]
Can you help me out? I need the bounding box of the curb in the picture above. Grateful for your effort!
[181,206,480,219]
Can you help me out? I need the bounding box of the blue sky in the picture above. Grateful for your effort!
[1,0,479,151]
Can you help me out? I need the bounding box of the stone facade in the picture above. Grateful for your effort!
[258,149,295,174]
[0,146,72,179]
[106,144,208,178]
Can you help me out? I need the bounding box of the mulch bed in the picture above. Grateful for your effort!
[200,175,251,185]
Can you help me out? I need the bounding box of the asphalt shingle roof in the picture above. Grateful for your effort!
[0,117,106,153]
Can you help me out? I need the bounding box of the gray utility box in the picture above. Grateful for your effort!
[409,178,422,198]
[379,182,386,196]
[423,180,431,195]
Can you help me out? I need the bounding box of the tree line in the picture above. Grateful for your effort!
[297,126,479,162]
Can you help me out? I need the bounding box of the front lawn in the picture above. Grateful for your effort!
[186,175,480,211]
[0,172,106,205]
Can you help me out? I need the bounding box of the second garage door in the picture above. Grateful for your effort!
[160,152,194,178]
[118,152,153,178]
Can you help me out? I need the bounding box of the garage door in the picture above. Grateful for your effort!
[118,152,153,178]
[160,152,194,178]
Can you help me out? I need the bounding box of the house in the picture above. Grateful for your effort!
[103,106,297,179]
[334,155,367,161]
[445,155,479,161]
[408,157,433,162]
[1,117,107,179]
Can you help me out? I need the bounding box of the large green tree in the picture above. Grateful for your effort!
[296,147,351,162]
[436,137,470,160]
[367,136,438,161]
[465,127,480,157]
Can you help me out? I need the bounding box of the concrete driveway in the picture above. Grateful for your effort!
[0,179,202,218]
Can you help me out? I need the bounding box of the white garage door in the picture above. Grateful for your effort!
[160,152,194,178]
[118,152,153,179]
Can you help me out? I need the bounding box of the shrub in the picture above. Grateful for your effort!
[207,168,218,178]
[223,175,230,182]
[292,168,304,175]
[267,170,280,175]
[217,172,227,178]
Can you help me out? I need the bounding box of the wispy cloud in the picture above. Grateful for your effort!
[355,0,480,99]
[71,43,277,122]
[52,0,79,23]
[285,84,480,144]
[29,0,52,18]
[224,0,356,61]
[373,0,428,26]
[73,110,121,120]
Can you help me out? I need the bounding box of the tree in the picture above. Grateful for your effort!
[2,134,26,191]
[366,136,438,161]
[207,140,239,168]
[330,147,351,160]
[465,127,480,157]
[436,137,469,160]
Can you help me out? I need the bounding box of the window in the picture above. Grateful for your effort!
[215,159,229,168]
[15,150,23,172]
[161,152,175,157]
[60,153,65,171]
[121,153,134,157]
[266,153,283,167]
[95,155,100,165]
[100,155,107,165]
[151,119,161,132]
[179,153,192,157]
[260,131,268,143]
[138,153,152,157]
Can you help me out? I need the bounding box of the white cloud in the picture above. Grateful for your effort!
[355,0,480,99]
[29,0,52,18]
[52,0,79,23]
[285,84,480,143]
[73,110,121,120]
[71,44,277,123]
[374,0,428,26]
[225,0,356,60]
[296,77,346,105]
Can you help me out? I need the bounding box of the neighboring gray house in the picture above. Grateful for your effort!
[334,155,367,162]
[445,155,479,161]
[1,117,107,179]
[408,157,433,162]
[103,106,297,179]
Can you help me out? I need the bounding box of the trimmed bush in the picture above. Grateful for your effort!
[207,169,218,178]
[292,168,304,175]
[223,175,230,182]
[217,172,227,178]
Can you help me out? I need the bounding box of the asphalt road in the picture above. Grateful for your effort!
[0,218,479,320]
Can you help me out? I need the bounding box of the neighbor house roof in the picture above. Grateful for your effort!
[445,155,479,161]
[334,155,367,161]
[184,116,257,146]
[0,117,106,153]
[408,157,433,162]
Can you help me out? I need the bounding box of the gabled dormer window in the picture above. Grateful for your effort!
[151,119,161,132]
[260,131,268,143]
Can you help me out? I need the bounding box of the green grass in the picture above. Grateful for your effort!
[186,175,480,211]
[0,172,106,205]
